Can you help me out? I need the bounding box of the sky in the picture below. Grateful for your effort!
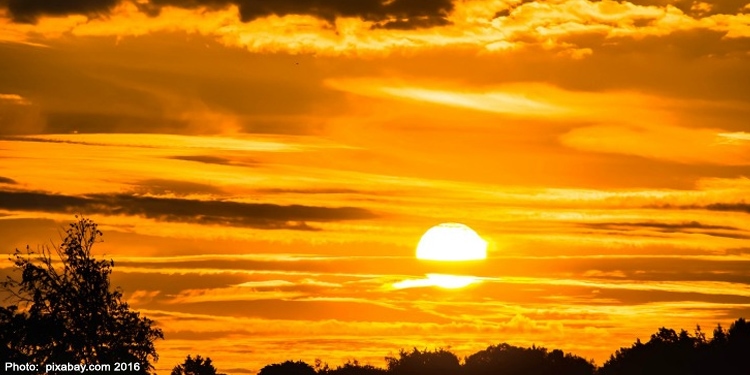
[1,0,750,373]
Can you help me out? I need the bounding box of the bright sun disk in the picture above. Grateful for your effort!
[416,222,487,261]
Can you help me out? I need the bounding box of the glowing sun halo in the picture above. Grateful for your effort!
[416,223,487,261]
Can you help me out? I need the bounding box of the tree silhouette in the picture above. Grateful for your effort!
[385,348,461,375]
[317,359,387,375]
[463,343,594,375]
[0,305,33,364]
[258,360,317,375]
[600,319,750,375]
[1,216,164,374]
[725,318,750,375]
[600,328,697,375]
[171,355,226,375]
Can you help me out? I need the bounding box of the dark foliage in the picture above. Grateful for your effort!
[464,343,595,375]
[258,360,317,375]
[317,359,388,375]
[0,216,164,374]
[600,319,750,375]
[385,347,461,375]
[171,354,226,375]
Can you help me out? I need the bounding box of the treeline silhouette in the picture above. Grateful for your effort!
[2,217,749,375]
[258,320,750,375]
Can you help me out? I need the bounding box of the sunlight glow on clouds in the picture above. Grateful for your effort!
[717,131,750,144]
[1,0,748,56]
[380,87,566,116]
[561,125,750,165]
[326,78,750,166]
[15,133,337,152]
[392,274,482,289]
[0,93,29,104]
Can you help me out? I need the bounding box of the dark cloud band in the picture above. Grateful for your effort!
[3,0,454,29]
[704,203,750,214]
[5,0,119,23]
[0,190,376,230]
[0,176,17,185]
[579,220,750,240]
[580,221,739,231]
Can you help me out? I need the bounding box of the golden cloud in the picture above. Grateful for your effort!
[1,0,748,56]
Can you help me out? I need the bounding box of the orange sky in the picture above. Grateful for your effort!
[1,0,750,374]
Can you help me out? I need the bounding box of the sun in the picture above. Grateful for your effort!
[416,223,487,261]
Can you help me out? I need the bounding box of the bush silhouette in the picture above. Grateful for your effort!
[0,216,164,374]
[463,343,594,375]
[171,354,226,375]
[258,360,317,375]
[385,348,461,375]
[318,359,388,375]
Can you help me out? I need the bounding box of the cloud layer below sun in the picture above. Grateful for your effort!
[1,0,749,373]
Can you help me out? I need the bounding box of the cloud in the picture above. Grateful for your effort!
[4,0,120,23]
[2,0,749,57]
[392,274,482,289]
[325,78,680,122]
[327,78,750,167]
[0,93,44,135]
[649,200,750,215]
[703,202,750,214]
[125,289,161,305]
[6,133,308,152]
[625,0,749,17]
[166,286,305,304]
[163,278,343,304]
[577,221,750,239]
[39,112,191,135]
[255,188,363,195]
[581,221,739,231]
[582,269,628,278]
[493,275,750,298]
[0,93,29,105]
[112,272,253,297]
[560,124,750,165]
[376,86,567,116]
[167,155,258,167]
[3,0,454,29]
[717,132,750,144]
[0,38,343,136]
[0,176,17,184]
[0,190,376,230]
[129,178,227,197]
[504,314,565,334]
